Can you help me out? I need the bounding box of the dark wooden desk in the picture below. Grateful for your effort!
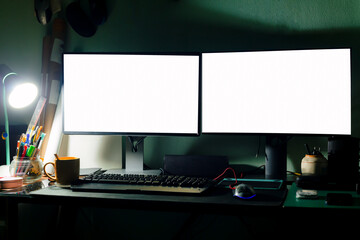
[282,183,360,238]
[284,182,360,210]
[5,179,360,239]
[1,179,287,239]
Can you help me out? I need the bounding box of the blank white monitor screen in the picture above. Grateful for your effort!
[202,49,351,135]
[63,54,200,135]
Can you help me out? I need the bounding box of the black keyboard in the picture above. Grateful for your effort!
[71,172,216,194]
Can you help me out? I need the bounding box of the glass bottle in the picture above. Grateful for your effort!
[10,156,43,183]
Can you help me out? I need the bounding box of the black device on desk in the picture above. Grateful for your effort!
[326,193,353,206]
[71,171,216,194]
[72,155,228,194]
[233,183,256,199]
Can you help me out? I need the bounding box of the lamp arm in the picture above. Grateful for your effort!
[2,72,17,165]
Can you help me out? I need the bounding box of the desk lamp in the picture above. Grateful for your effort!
[1,64,38,165]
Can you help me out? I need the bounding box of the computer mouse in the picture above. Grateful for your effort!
[233,183,256,199]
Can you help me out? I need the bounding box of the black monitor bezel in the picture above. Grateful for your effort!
[62,52,202,137]
[200,47,352,137]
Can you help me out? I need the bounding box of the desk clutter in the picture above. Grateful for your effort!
[297,137,360,193]
[0,153,289,209]
[285,182,360,209]
[0,96,48,186]
[9,126,45,183]
[293,137,360,208]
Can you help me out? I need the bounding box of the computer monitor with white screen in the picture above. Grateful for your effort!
[202,48,351,179]
[63,53,200,174]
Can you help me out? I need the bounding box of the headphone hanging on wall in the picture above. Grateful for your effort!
[34,0,53,25]
[66,0,108,37]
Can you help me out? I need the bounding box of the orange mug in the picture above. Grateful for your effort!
[44,157,80,185]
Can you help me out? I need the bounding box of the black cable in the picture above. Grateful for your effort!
[128,136,146,152]
[256,136,261,158]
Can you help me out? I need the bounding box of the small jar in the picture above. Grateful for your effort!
[9,156,43,183]
[301,154,328,177]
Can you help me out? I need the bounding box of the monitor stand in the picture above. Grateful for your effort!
[105,136,161,175]
[265,135,288,180]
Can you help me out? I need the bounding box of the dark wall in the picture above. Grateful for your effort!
[0,125,27,165]
[1,0,359,172]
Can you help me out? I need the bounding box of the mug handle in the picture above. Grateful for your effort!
[44,162,56,181]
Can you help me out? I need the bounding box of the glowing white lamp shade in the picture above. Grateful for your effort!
[1,65,38,165]
[8,83,38,109]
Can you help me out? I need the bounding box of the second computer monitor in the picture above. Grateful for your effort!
[63,53,200,136]
[202,49,351,136]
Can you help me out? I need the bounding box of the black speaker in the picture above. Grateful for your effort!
[328,136,359,185]
[163,155,229,178]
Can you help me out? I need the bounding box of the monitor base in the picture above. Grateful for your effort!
[111,136,162,176]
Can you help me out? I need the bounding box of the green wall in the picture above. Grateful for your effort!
[1,0,360,173]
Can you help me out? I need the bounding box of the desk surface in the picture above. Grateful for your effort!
[284,183,360,210]
[0,179,287,213]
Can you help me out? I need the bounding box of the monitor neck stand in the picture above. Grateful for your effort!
[118,136,161,175]
[265,135,288,181]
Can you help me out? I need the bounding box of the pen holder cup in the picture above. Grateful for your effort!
[10,156,43,183]
[301,154,328,177]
